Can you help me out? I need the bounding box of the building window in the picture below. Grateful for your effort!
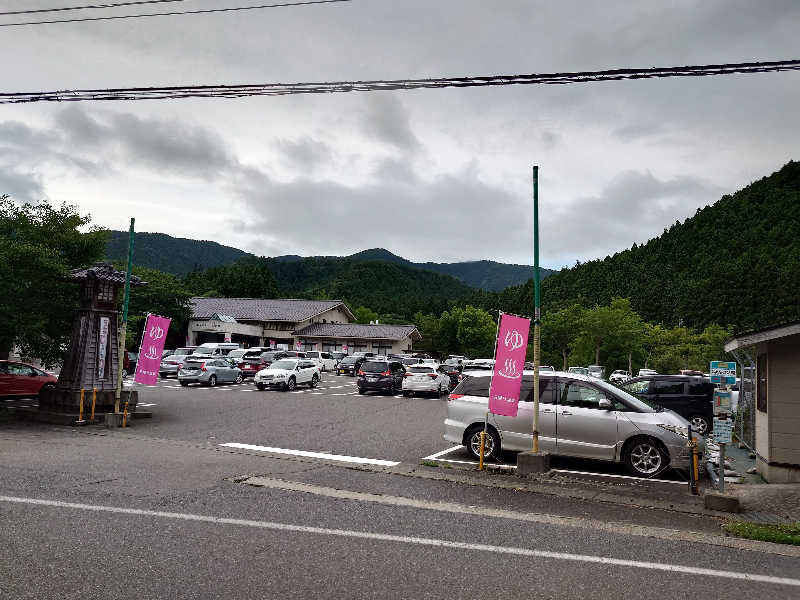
[373,343,392,355]
[322,342,342,352]
[757,353,767,413]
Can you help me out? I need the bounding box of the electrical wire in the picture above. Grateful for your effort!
[0,0,189,16]
[0,0,352,27]
[1,60,797,104]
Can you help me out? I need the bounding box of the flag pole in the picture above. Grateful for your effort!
[532,166,541,452]
[115,218,135,414]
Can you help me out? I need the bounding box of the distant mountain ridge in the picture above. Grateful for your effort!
[105,234,552,291]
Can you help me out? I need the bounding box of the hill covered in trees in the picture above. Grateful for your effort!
[473,161,800,333]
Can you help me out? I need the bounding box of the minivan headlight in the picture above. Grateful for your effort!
[657,424,689,439]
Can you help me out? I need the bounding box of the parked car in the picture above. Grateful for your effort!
[305,351,337,372]
[357,359,406,395]
[337,355,365,376]
[254,358,319,391]
[191,342,240,358]
[539,365,555,372]
[178,357,243,387]
[162,349,174,358]
[235,349,279,378]
[567,366,589,376]
[588,365,605,379]
[638,368,658,377]
[0,360,58,399]
[619,375,715,436]
[402,364,451,397]
[462,359,494,372]
[445,371,701,477]
[122,352,138,377]
[401,357,423,367]
[331,351,347,366]
[282,350,307,359]
[159,347,198,378]
[608,370,631,384]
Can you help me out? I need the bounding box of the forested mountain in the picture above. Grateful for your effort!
[261,257,473,316]
[476,161,800,333]
[345,247,554,290]
[106,231,249,275]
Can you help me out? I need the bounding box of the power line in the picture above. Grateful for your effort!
[1,60,798,104]
[0,0,352,27]
[0,0,188,17]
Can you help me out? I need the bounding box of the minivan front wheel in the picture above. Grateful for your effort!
[465,425,500,461]
[624,438,667,477]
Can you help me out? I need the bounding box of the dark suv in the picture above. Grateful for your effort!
[357,359,405,395]
[620,375,715,435]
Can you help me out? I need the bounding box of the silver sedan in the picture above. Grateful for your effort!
[178,357,243,387]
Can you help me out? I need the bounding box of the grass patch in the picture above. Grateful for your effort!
[420,460,439,468]
[723,520,800,546]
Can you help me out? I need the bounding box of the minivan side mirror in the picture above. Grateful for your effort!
[598,398,613,410]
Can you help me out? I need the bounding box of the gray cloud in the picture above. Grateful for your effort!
[0,169,45,204]
[542,170,726,264]
[275,136,333,170]
[360,94,420,152]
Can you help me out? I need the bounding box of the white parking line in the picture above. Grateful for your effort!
[2,495,798,585]
[551,469,685,485]
[219,443,400,467]
[422,446,463,460]
[137,403,157,408]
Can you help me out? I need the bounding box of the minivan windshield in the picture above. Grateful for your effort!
[362,361,389,373]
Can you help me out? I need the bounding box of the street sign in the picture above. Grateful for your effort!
[713,417,733,444]
[713,389,732,415]
[710,360,737,384]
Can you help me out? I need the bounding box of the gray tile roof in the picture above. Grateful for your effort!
[71,262,145,286]
[190,298,351,322]
[293,323,420,341]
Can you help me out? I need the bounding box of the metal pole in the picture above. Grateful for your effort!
[532,165,541,452]
[114,218,135,414]
[719,442,726,493]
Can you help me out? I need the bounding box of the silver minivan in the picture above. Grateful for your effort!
[444,371,700,477]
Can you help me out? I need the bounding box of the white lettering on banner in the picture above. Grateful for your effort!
[497,358,521,380]
[504,329,524,351]
[143,344,160,360]
[148,325,165,340]
[97,317,110,379]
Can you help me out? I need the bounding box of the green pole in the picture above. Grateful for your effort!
[114,218,135,413]
[532,166,541,452]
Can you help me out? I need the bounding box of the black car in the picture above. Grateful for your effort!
[337,355,364,376]
[620,375,715,435]
[357,359,405,395]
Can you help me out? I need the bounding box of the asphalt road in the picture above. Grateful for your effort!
[1,373,797,598]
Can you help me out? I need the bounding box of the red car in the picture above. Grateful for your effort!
[0,360,57,399]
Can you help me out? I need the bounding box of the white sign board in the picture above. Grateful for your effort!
[713,418,733,444]
[713,389,732,415]
[97,317,110,379]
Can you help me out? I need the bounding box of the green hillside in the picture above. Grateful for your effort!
[106,231,249,275]
[490,161,800,333]
[263,256,474,316]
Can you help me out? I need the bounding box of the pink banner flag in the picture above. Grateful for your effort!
[488,313,531,417]
[134,314,172,385]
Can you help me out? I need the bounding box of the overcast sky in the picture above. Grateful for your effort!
[1,0,798,268]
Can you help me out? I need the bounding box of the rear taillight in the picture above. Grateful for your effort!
[403,373,412,377]
[200,362,207,372]
[427,373,438,378]
[238,363,245,369]
[382,370,391,376]
[358,370,365,376]
[448,393,463,401]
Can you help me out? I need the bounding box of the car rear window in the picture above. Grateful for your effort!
[409,366,434,373]
[452,375,490,397]
[362,361,389,373]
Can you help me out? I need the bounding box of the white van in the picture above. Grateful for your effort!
[191,342,240,358]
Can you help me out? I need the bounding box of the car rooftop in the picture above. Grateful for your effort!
[462,369,596,383]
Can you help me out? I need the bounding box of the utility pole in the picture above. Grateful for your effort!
[114,218,135,414]
[531,165,541,452]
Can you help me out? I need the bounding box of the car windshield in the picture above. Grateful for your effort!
[306,352,320,358]
[594,379,656,412]
[362,361,389,373]
[174,348,194,356]
[402,358,421,365]
[227,350,247,359]
[270,360,297,370]
[340,356,357,364]
[409,366,434,373]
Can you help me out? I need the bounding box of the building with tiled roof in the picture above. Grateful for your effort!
[293,323,421,355]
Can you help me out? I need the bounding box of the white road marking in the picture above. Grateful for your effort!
[137,403,157,408]
[219,443,400,467]
[552,469,686,485]
[422,446,463,460]
[1,495,797,584]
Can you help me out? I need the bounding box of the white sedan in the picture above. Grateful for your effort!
[402,364,451,397]
[254,358,319,391]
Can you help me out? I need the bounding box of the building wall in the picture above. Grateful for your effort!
[767,336,800,466]
[295,338,413,355]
